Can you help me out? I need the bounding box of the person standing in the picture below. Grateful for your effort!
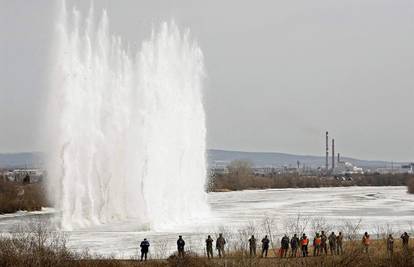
[362,232,370,253]
[387,234,394,258]
[177,235,185,258]
[280,234,290,258]
[320,231,328,255]
[140,238,150,261]
[249,235,257,257]
[401,232,410,254]
[328,232,337,255]
[23,173,30,184]
[336,232,343,255]
[216,233,226,258]
[313,233,321,256]
[290,234,299,257]
[206,235,214,259]
[261,235,270,258]
[300,234,309,257]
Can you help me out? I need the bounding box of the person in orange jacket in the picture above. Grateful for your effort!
[300,234,309,257]
[362,232,370,253]
[313,233,321,256]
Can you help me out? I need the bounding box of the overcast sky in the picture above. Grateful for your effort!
[1,0,413,161]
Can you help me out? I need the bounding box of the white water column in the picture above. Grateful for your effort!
[46,2,209,230]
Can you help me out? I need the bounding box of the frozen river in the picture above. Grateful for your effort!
[0,186,413,258]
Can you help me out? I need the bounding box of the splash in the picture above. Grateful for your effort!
[46,3,209,230]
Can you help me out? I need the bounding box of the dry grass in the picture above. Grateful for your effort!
[1,219,413,267]
[0,219,73,267]
[137,240,414,267]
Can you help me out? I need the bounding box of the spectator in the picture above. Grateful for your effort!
[177,235,185,257]
[261,235,270,257]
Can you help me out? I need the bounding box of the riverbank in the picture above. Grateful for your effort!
[209,173,414,192]
[1,173,412,215]
[0,180,48,214]
[1,232,413,267]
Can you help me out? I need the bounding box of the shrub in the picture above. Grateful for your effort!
[210,173,413,192]
[407,176,414,194]
[0,219,75,267]
[0,180,48,214]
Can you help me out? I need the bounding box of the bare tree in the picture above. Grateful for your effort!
[260,216,278,248]
[339,219,363,241]
[310,216,333,235]
[227,160,253,177]
[283,213,311,237]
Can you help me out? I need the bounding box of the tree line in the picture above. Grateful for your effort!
[208,160,414,192]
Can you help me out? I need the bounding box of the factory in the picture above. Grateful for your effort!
[207,131,412,178]
[324,131,413,176]
[324,131,364,176]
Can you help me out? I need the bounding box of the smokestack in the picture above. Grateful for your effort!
[332,139,335,170]
[337,153,340,163]
[325,131,329,171]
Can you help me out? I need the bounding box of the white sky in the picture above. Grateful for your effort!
[0,0,413,161]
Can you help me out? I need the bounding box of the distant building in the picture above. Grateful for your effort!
[253,167,275,176]
[401,163,414,174]
[209,166,229,176]
[333,161,364,175]
[6,169,44,183]
[375,164,413,175]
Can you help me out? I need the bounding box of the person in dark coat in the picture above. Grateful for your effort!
[328,232,337,255]
[216,233,226,258]
[336,232,343,255]
[401,232,410,254]
[280,235,290,258]
[290,234,300,257]
[206,235,214,259]
[23,173,30,184]
[321,231,328,255]
[249,235,257,257]
[261,235,270,257]
[140,238,150,261]
[177,235,185,257]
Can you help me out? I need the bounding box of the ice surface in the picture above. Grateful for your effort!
[1,187,413,258]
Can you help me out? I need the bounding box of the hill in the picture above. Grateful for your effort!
[0,150,400,170]
[0,152,44,169]
[208,149,399,169]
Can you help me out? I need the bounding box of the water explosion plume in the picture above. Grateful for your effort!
[46,3,209,230]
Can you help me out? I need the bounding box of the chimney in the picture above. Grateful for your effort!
[332,139,335,170]
[325,131,329,171]
[337,153,340,163]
